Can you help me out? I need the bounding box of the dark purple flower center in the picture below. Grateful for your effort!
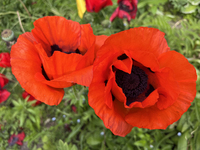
[50,44,81,56]
[116,66,148,99]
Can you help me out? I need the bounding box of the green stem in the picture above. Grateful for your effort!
[78,86,86,97]
[56,108,71,116]
[0,11,38,20]
[195,98,200,122]
[0,68,6,74]
[72,85,79,100]
[154,131,177,150]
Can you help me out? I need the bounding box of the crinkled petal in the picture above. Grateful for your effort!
[11,33,64,105]
[32,16,81,56]
[88,83,132,137]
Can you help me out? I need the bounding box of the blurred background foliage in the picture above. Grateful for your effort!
[0,0,200,149]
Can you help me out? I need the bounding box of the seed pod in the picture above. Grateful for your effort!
[1,29,17,50]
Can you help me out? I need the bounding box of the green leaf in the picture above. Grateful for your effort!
[19,112,26,127]
[12,100,20,106]
[196,130,200,150]
[134,140,147,147]
[86,134,102,146]
[27,108,36,115]
[57,140,69,150]
[181,3,197,14]
[189,0,200,5]
[29,114,36,123]
[177,131,189,150]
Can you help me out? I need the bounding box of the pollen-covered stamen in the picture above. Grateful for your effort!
[115,66,148,99]
[51,44,81,55]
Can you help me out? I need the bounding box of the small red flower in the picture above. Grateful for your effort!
[86,0,113,12]
[110,0,138,22]
[71,105,77,113]
[88,27,197,136]
[0,73,10,103]
[11,16,102,105]
[0,52,11,67]
[8,132,25,146]
[22,91,41,106]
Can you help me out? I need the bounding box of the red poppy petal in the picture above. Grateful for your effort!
[125,92,193,129]
[111,79,126,103]
[110,7,119,22]
[40,65,93,87]
[0,74,9,87]
[0,90,10,103]
[157,51,197,109]
[78,24,95,55]
[158,50,197,82]
[35,43,82,80]
[76,24,96,70]
[112,57,132,74]
[22,91,35,100]
[155,68,180,110]
[32,16,81,56]
[0,53,11,67]
[94,35,109,54]
[92,52,119,83]
[103,27,170,58]
[11,33,64,105]
[17,132,25,141]
[126,89,159,108]
[88,83,132,137]
[86,0,112,12]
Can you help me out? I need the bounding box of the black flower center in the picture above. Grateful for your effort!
[115,66,148,99]
[50,44,81,55]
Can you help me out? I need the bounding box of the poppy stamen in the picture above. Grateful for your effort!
[115,66,148,99]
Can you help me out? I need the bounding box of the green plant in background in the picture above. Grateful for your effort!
[0,0,200,149]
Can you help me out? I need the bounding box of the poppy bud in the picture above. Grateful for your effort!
[71,105,77,113]
[1,29,17,50]
[101,20,111,28]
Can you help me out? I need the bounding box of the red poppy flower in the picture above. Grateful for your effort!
[22,91,41,106]
[0,73,10,103]
[8,132,25,146]
[110,0,138,22]
[71,105,77,113]
[11,16,98,105]
[0,52,11,67]
[88,27,197,137]
[86,0,113,12]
